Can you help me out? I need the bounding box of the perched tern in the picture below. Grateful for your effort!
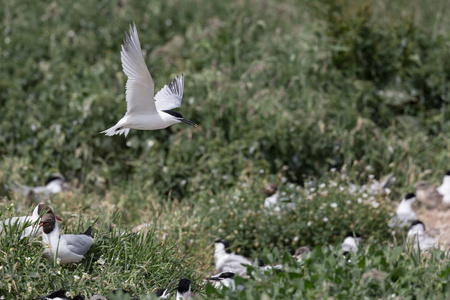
[36,290,84,300]
[407,220,437,251]
[341,232,361,256]
[214,239,252,276]
[388,193,417,228]
[40,213,94,264]
[102,24,197,137]
[0,203,60,238]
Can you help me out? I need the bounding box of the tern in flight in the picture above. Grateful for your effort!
[102,23,197,137]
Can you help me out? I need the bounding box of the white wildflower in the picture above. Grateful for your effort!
[307,221,312,227]
[319,183,326,189]
[330,203,338,208]
[323,217,328,222]
[98,256,105,265]
[371,202,380,208]
[357,198,363,204]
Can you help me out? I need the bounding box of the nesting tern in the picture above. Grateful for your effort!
[208,272,237,291]
[40,213,94,263]
[437,171,450,203]
[102,24,197,137]
[14,174,69,196]
[0,203,60,239]
[388,193,417,228]
[263,183,280,211]
[214,239,252,276]
[341,232,361,256]
[160,279,192,300]
[36,290,84,300]
[407,220,437,251]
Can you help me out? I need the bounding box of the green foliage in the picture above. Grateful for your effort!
[206,246,450,299]
[0,0,449,298]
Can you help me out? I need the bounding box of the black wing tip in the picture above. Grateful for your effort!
[82,226,93,237]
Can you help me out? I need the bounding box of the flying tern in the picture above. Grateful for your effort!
[40,213,94,264]
[102,24,197,137]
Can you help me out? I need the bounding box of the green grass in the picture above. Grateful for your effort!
[0,0,449,299]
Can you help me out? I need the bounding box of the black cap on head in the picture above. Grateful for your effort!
[446,171,450,176]
[404,193,415,200]
[409,220,425,231]
[219,272,235,279]
[45,175,64,185]
[258,258,265,267]
[37,290,67,299]
[214,239,231,253]
[177,279,191,293]
[72,296,85,300]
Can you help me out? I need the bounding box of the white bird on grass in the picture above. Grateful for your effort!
[437,171,450,203]
[13,174,69,197]
[40,213,94,264]
[0,204,60,239]
[214,239,252,276]
[341,232,362,256]
[407,220,437,251]
[388,193,417,228]
[102,24,197,137]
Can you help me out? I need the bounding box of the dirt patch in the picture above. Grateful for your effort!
[417,207,450,249]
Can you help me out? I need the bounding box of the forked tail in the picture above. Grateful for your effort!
[101,123,130,137]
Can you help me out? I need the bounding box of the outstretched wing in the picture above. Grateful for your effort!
[121,23,156,114]
[154,74,184,111]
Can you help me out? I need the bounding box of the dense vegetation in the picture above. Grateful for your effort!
[0,0,449,299]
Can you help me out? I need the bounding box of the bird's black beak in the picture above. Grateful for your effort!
[180,118,198,128]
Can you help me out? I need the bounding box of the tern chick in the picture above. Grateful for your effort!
[40,213,94,264]
[214,239,252,276]
[293,246,311,262]
[102,23,197,137]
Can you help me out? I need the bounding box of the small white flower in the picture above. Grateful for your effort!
[371,202,380,208]
[362,193,368,198]
[98,256,105,265]
[357,198,363,204]
[0,296,5,300]
[323,217,328,222]
[368,174,375,179]
[66,292,71,298]
[25,257,30,261]
[330,168,337,172]
[346,200,351,204]
[307,221,312,227]
[74,275,80,280]
[319,183,326,189]
[293,236,299,242]
[57,270,61,275]
[339,186,345,191]
[330,203,338,208]
[310,188,315,192]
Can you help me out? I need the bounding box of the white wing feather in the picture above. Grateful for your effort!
[121,23,155,114]
[154,74,184,110]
